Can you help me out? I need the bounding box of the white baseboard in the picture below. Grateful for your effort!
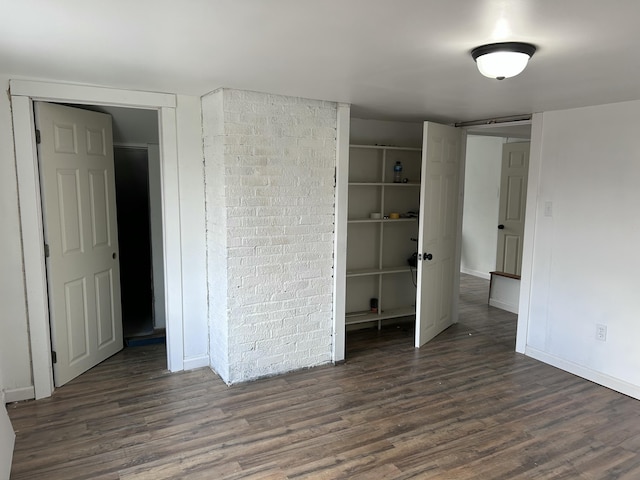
[525,346,640,401]
[460,268,490,280]
[488,298,518,314]
[4,386,35,403]
[183,355,209,371]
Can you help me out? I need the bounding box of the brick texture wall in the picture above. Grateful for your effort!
[202,88,337,384]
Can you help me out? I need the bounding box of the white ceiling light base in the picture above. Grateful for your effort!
[471,42,536,80]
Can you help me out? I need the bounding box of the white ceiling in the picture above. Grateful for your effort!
[3,0,640,123]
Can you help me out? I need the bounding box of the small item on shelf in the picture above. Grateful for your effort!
[402,178,409,183]
[393,161,403,183]
[370,298,378,313]
[389,212,400,219]
[369,212,382,219]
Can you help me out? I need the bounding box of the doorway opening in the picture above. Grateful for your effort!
[11,80,183,399]
[460,121,531,341]
[343,118,532,359]
[114,146,165,342]
[35,102,166,387]
[71,104,166,344]
[342,119,424,357]
[342,119,466,356]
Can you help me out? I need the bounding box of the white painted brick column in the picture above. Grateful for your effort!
[202,88,337,384]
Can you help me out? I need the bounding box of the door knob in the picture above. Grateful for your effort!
[112,252,117,259]
[424,253,433,261]
[498,224,505,230]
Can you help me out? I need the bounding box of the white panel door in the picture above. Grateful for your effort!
[415,122,463,348]
[496,142,530,276]
[35,102,123,387]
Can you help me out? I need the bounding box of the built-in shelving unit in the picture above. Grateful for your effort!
[346,144,422,328]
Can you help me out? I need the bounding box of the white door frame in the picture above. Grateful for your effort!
[11,80,185,399]
[515,113,543,354]
[461,117,541,354]
[332,103,351,364]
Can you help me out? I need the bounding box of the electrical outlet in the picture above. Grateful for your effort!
[596,324,607,341]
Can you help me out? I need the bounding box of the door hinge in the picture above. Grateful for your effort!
[35,129,41,144]
[52,351,57,364]
[44,244,50,258]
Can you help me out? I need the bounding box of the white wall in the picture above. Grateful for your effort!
[101,107,159,145]
[522,100,640,399]
[0,405,14,478]
[0,76,33,402]
[460,135,504,279]
[0,360,16,478]
[147,144,166,329]
[0,78,209,402]
[350,118,423,148]
[202,90,229,381]
[203,89,337,384]
[175,95,208,369]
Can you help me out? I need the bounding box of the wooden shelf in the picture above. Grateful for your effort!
[346,266,413,278]
[345,306,416,325]
[350,144,422,152]
[348,182,420,187]
[348,218,417,224]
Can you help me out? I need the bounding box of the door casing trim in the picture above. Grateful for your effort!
[10,79,184,399]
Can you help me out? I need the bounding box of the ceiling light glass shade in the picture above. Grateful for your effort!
[471,42,536,80]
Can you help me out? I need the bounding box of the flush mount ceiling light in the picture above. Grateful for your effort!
[471,42,536,80]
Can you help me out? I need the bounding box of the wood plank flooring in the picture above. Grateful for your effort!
[8,275,640,479]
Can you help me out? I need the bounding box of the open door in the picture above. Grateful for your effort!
[496,142,530,275]
[35,102,123,387]
[415,122,464,347]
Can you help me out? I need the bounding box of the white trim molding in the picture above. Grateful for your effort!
[515,113,544,353]
[157,107,184,372]
[452,128,468,325]
[4,387,36,404]
[11,95,54,400]
[332,103,350,363]
[488,299,519,314]
[10,80,184,399]
[183,355,210,371]
[10,80,175,109]
[525,346,640,401]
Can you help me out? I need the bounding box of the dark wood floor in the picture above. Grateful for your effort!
[8,275,640,479]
